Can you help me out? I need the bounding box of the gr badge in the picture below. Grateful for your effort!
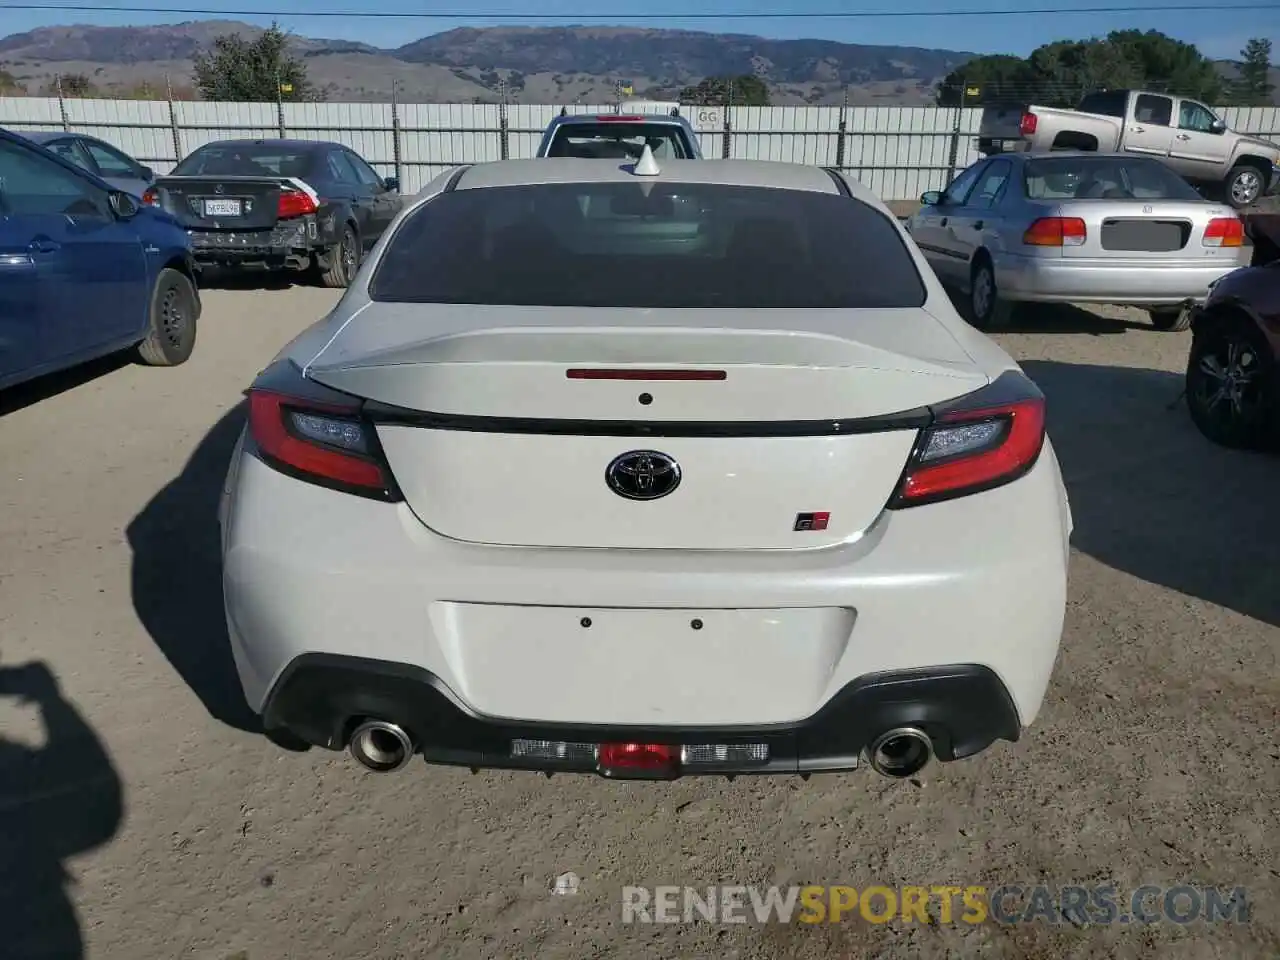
[793,512,830,532]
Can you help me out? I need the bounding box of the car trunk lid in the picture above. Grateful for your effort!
[306,304,988,551]
[146,175,311,231]
[1034,200,1237,261]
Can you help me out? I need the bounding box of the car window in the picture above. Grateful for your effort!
[39,138,94,173]
[1178,101,1220,133]
[1077,91,1128,117]
[546,122,690,160]
[942,162,986,205]
[370,181,927,309]
[968,160,1012,209]
[1023,155,1202,201]
[174,145,316,179]
[326,150,360,184]
[81,139,139,178]
[1133,94,1173,127]
[0,138,108,217]
[344,150,384,188]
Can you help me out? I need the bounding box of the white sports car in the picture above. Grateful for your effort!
[219,149,1073,781]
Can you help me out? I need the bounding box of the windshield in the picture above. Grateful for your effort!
[173,144,315,178]
[369,181,926,309]
[546,122,692,160]
[1023,156,1203,201]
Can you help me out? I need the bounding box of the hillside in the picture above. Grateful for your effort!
[0,21,976,104]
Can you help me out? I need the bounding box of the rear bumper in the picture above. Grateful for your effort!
[994,252,1250,305]
[263,656,1021,776]
[188,216,321,269]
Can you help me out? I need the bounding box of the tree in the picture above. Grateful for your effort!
[55,73,95,98]
[193,22,319,102]
[936,55,1040,106]
[1232,37,1274,105]
[678,74,770,106]
[0,69,25,94]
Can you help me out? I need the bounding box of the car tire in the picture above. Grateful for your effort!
[136,267,198,367]
[1185,316,1277,449]
[968,258,1014,331]
[317,225,359,288]
[1148,306,1192,332]
[1224,164,1264,210]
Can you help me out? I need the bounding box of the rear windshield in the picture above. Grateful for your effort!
[1024,156,1202,201]
[369,182,927,309]
[173,144,316,178]
[546,122,693,160]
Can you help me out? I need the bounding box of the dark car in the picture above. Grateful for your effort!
[22,131,156,198]
[1184,221,1280,449]
[537,109,703,160]
[0,126,200,391]
[142,139,403,287]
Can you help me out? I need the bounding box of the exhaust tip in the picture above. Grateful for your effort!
[866,726,932,779]
[348,720,414,772]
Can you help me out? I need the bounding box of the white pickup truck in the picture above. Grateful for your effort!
[977,88,1280,209]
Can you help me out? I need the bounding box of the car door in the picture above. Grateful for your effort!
[911,161,988,284]
[322,149,377,243]
[78,137,153,198]
[1167,99,1231,182]
[0,135,148,363]
[343,149,400,244]
[1124,94,1176,159]
[949,159,1014,279]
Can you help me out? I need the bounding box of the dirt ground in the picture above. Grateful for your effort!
[0,288,1276,960]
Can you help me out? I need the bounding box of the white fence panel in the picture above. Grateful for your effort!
[0,96,64,131]
[281,101,396,178]
[63,98,175,169]
[728,106,841,166]
[172,101,278,158]
[400,102,500,192]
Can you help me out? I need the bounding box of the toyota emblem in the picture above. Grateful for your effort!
[605,451,681,501]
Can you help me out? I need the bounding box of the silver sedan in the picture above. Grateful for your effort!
[906,151,1251,331]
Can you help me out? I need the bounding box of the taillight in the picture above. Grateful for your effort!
[247,363,398,501]
[597,743,680,778]
[890,371,1046,508]
[1203,217,1244,247]
[1020,112,1038,135]
[141,186,160,206]
[277,188,318,219]
[1023,217,1087,247]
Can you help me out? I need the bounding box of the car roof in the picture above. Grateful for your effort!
[453,157,853,196]
[22,130,66,143]
[553,113,686,124]
[994,151,1165,164]
[188,138,333,152]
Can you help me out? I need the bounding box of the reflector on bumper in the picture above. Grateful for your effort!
[508,738,770,777]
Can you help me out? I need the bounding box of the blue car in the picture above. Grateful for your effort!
[0,126,200,392]
[21,130,156,199]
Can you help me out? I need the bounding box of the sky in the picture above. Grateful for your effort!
[1,0,1276,61]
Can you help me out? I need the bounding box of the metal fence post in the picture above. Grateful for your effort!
[165,75,182,164]
[390,80,403,187]
[55,75,69,131]
[498,79,510,160]
[721,80,733,160]
[944,78,966,187]
[277,88,286,138]
[835,86,848,169]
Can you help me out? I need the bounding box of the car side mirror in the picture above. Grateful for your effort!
[921,190,943,206]
[1210,119,1227,134]
[139,164,155,181]
[109,190,139,219]
[383,176,400,192]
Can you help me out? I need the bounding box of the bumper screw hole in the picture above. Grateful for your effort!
[580,617,592,628]
[638,392,653,405]
[691,618,703,630]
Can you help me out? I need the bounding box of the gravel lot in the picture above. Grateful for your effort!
[0,287,1276,960]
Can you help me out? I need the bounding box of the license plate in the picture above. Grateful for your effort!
[203,199,241,217]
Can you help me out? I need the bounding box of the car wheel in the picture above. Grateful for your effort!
[1185,318,1277,449]
[968,259,1013,331]
[1224,164,1263,210]
[1148,306,1192,332]
[318,225,359,288]
[136,267,198,366]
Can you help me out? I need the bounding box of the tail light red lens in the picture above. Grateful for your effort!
[891,371,1047,508]
[141,186,160,206]
[598,743,680,776]
[277,188,318,219]
[1023,217,1087,247]
[1020,112,1038,135]
[247,366,399,500]
[1203,217,1244,247]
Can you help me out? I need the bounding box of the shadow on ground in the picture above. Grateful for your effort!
[943,289,1150,335]
[0,660,123,959]
[197,267,306,291]
[126,401,263,735]
[1023,358,1280,628]
[0,353,133,417]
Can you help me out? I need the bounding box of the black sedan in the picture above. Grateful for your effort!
[142,139,404,287]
